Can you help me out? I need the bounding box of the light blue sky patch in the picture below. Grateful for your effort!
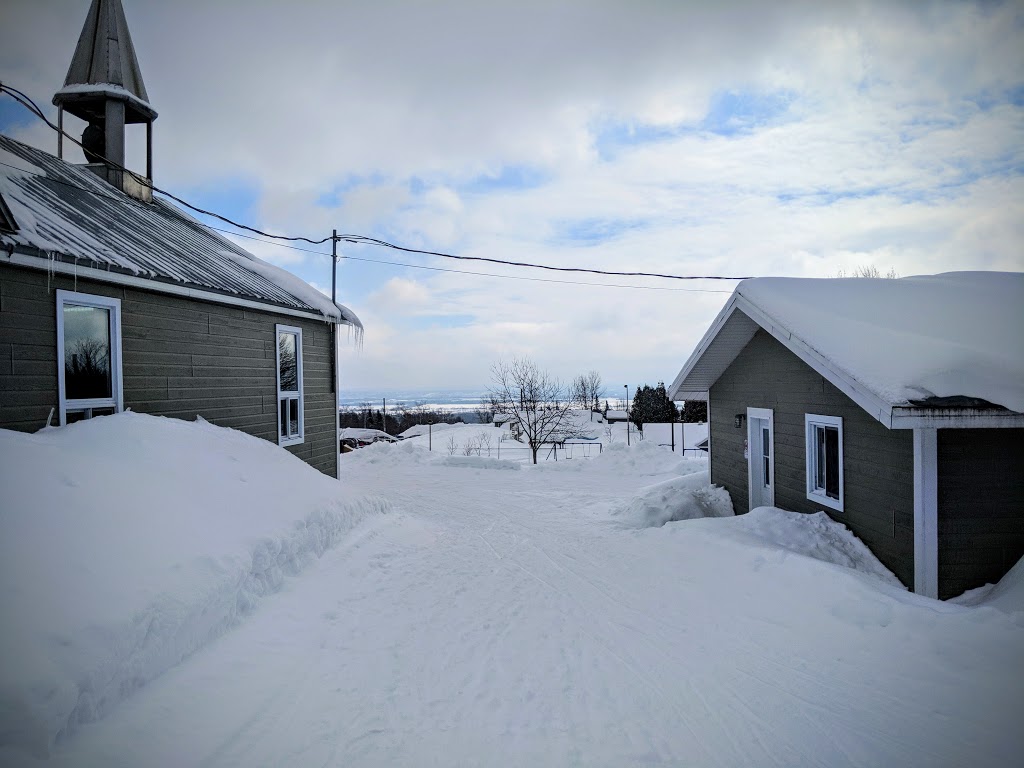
[700,89,795,136]
[0,99,34,132]
[175,178,261,236]
[458,164,551,195]
[594,88,795,159]
[552,217,649,246]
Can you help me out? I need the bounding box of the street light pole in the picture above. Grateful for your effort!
[624,384,630,446]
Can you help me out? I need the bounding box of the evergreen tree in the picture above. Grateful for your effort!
[682,400,708,423]
[628,382,679,432]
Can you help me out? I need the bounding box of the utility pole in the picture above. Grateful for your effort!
[624,384,630,446]
[331,230,339,479]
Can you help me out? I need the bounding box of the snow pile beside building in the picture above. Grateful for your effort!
[952,556,1024,617]
[683,506,905,589]
[0,414,389,758]
[614,470,733,527]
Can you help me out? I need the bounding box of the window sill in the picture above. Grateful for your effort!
[807,489,843,513]
[279,436,305,448]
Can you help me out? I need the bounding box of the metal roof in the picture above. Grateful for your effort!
[53,0,156,123]
[0,135,360,327]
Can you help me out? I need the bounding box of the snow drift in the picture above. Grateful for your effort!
[613,470,733,527]
[0,414,389,758]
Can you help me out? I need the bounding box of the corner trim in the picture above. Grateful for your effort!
[913,428,938,598]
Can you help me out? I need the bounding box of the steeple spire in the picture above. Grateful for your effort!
[52,0,157,197]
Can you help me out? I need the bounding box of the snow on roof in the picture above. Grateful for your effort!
[673,272,1024,417]
[0,135,362,327]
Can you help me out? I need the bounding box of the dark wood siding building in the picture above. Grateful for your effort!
[709,330,916,588]
[0,266,341,475]
[0,0,361,478]
[671,276,1024,600]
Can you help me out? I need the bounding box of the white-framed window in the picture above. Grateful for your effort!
[805,414,844,512]
[56,290,123,426]
[276,324,304,446]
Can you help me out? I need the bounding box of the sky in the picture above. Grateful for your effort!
[1,0,1022,393]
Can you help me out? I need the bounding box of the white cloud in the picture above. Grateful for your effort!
[3,0,1022,389]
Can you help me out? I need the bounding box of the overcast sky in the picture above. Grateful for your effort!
[2,0,1022,394]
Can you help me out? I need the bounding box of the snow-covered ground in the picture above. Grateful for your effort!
[1,415,1022,767]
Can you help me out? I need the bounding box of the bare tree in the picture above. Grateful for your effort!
[488,357,580,464]
[479,431,493,457]
[571,370,605,420]
[446,434,459,456]
[836,265,898,279]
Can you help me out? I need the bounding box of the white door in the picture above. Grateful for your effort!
[747,408,775,510]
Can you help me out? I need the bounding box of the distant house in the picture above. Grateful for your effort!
[0,0,361,478]
[669,272,1023,599]
[605,409,629,423]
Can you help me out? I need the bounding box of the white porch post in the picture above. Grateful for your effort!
[913,428,938,598]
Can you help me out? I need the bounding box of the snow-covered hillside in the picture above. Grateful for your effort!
[1,415,1021,766]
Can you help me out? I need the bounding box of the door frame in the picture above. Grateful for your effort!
[746,407,775,511]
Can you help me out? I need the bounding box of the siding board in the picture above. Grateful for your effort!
[936,428,1024,598]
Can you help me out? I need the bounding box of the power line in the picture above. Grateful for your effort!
[1,81,754,283]
[207,227,733,292]
[333,233,751,281]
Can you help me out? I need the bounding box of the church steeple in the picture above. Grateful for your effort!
[53,0,157,198]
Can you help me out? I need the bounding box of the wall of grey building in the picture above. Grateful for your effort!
[937,428,1024,599]
[0,263,338,478]
[708,327,915,589]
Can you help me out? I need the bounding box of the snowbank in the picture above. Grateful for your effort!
[614,470,733,527]
[951,555,1024,616]
[683,507,905,588]
[587,439,708,477]
[0,414,388,758]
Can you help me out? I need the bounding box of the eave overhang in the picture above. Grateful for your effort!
[2,244,353,326]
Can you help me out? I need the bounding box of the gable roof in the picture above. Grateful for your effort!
[0,135,361,329]
[669,272,1024,429]
[53,0,156,123]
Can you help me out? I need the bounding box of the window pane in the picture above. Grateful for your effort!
[816,427,826,489]
[278,332,298,392]
[289,398,299,436]
[280,399,288,438]
[64,304,111,400]
[825,426,840,499]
